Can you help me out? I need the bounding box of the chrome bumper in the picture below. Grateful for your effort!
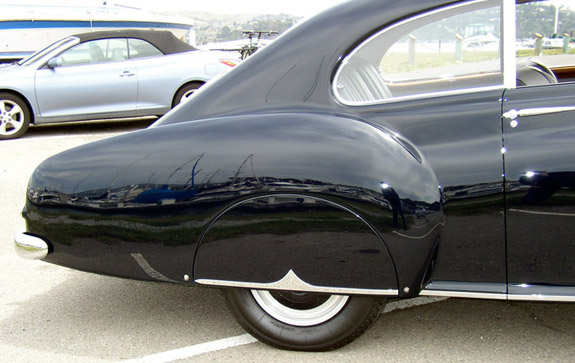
[14,233,49,260]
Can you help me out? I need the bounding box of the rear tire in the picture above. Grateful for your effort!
[223,288,385,351]
[0,93,31,140]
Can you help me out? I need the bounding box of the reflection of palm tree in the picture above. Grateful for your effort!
[166,153,205,184]
[381,182,406,230]
[230,154,260,184]
[201,169,220,186]
[106,154,150,201]
[72,173,92,195]
[184,153,205,190]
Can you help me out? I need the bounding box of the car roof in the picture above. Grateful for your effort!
[156,0,456,126]
[73,29,196,55]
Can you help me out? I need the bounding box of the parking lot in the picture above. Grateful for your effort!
[1,120,575,362]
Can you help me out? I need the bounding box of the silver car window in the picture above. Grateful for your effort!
[59,39,128,66]
[128,39,163,59]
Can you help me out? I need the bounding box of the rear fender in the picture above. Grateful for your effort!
[194,193,399,295]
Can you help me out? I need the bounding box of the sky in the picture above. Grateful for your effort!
[130,0,348,16]
[0,0,348,16]
[0,0,572,16]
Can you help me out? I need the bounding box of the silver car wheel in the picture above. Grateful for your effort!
[251,290,349,327]
[0,99,25,137]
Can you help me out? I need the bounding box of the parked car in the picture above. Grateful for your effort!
[14,0,575,351]
[0,29,238,139]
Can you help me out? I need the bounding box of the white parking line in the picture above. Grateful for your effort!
[125,296,448,362]
[123,334,258,363]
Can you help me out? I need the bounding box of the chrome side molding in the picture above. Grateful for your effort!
[421,281,575,302]
[196,269,398,296]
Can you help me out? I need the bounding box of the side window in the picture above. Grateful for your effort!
[59,39,128,66]
[516,0,575,86]
[335,0,503,104]
[128,39,163,59]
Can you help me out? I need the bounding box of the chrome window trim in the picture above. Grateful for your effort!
[196,269,398,296]
[341,85,506,107]
[333,0,513,107]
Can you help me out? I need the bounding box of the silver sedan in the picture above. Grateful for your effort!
[0,29,239,139]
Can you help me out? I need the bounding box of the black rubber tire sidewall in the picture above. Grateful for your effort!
[223,288,384,351]
[0,93,31,140]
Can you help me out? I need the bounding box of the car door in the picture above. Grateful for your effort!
[502,1,575,296]
[35,38,137,120]
[333,0,508,296]
[504,84,575,296]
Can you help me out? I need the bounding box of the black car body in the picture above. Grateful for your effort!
[15,0,575,351]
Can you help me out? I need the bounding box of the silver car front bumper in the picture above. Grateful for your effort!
[14,233,49,260]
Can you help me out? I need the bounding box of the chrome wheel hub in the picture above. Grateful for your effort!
[251,290,349,327]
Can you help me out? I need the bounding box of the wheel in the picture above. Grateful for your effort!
[173,82,204,107]
[0,93,31,140]
[223,288,385,351]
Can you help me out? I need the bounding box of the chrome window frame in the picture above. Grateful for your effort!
[333,0,517,106]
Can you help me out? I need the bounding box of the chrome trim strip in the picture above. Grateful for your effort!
[508,208,575,217]
[421,290,575,302]
[508,294,575,302]
[196,269,398,296]
[504,107,575,120]
[340,85,506,107]
[518,106,575,117]
[420,290,507,300]
[509,284,575,302]
[14,233,49,260]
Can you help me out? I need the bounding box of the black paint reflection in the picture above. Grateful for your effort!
[517,171,575,205]
[24,112,443,292]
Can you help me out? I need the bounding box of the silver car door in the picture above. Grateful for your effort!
[34,38,137,120]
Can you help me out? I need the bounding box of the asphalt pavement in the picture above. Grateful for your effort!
[1,119,574,362]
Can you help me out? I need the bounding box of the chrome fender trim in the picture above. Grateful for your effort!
[14,233,49,260]
[196,269,398,296]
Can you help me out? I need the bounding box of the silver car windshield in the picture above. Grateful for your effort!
[18,37,78,66]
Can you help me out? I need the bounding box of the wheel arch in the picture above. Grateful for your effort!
[172,80,206,108]
[193,193,400,296]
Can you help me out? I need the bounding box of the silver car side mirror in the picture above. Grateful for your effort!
[46,57,63,69]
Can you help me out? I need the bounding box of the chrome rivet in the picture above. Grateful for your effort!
[183,275,190,282]
[510,120,519,128]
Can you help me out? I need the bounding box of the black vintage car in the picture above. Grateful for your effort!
[14,0,575,351]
